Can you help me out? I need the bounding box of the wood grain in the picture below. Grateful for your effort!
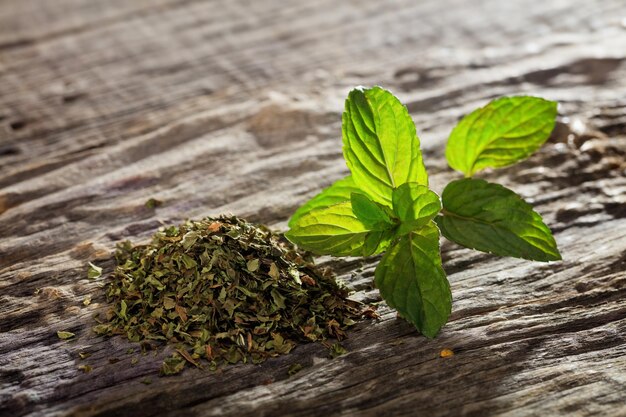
[1,0,625,416]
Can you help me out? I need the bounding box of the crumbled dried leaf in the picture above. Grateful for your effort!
[329,343,347,358]
[301,275,316,286]
[247,258,260,272]
[98,215,366,375]
[268,263,280,280]
[57,331,75,340]
[207,222,221,232]
[177,348,200,368]
[145,198,163,209]
[160,354,186,376]
[440,348,454,358]
[87,262,102,279]
[78,365,92,373]
[362,306,379,319]
[288,363,303,376]
[78,352,91,359]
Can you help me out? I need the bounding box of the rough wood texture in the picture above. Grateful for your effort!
[1,0,626,416]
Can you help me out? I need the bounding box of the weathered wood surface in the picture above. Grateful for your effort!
[1,0,626,416]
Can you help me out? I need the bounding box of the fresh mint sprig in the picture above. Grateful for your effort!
[286,86,561,337]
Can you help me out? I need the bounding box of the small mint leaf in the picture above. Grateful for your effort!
[392,183,441,236]
[436,178,561,261]
[446,96,557,176]
[374,222,451,338]
[342,86,428,204]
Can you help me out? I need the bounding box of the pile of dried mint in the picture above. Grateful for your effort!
[95,215,364,375]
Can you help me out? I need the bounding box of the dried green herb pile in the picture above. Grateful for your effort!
[96,215,363,375]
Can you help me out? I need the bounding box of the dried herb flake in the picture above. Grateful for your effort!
[87,262,102,279]
[97,215,365,375]
[57,331,75,340]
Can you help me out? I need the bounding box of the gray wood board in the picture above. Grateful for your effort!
[1,0,625,416]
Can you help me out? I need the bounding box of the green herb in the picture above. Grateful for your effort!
[342,87,428,204]
[286,86,560,337]
[287,363,303,376]
[87,262,102,279]
[145,198,163,209]
[289,176,361,226]
[329,343,347,358]
[446,96,557,177]
[78,364,92,373]
[435,179,561,261]
[57,331,75,340]
[375,222,450,338]
[161,354,186,375]
[97,215,364,375]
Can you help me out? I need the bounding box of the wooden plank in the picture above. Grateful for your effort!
[1,0,625,416]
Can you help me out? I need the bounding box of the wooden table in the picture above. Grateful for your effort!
[1,1,625,416]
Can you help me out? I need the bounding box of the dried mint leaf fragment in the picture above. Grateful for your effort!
[57,331,76,340]
[97,215,364,375]
[87,262,102,279]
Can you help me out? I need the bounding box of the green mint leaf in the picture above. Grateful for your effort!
[288,176,360,227]
[286,202,379,257]
[342,86,428,204]
[350,192,395,230]
[375,222,451,338]
[392,183,441,236]
[436,178,561,261]
[446,96,557,177]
